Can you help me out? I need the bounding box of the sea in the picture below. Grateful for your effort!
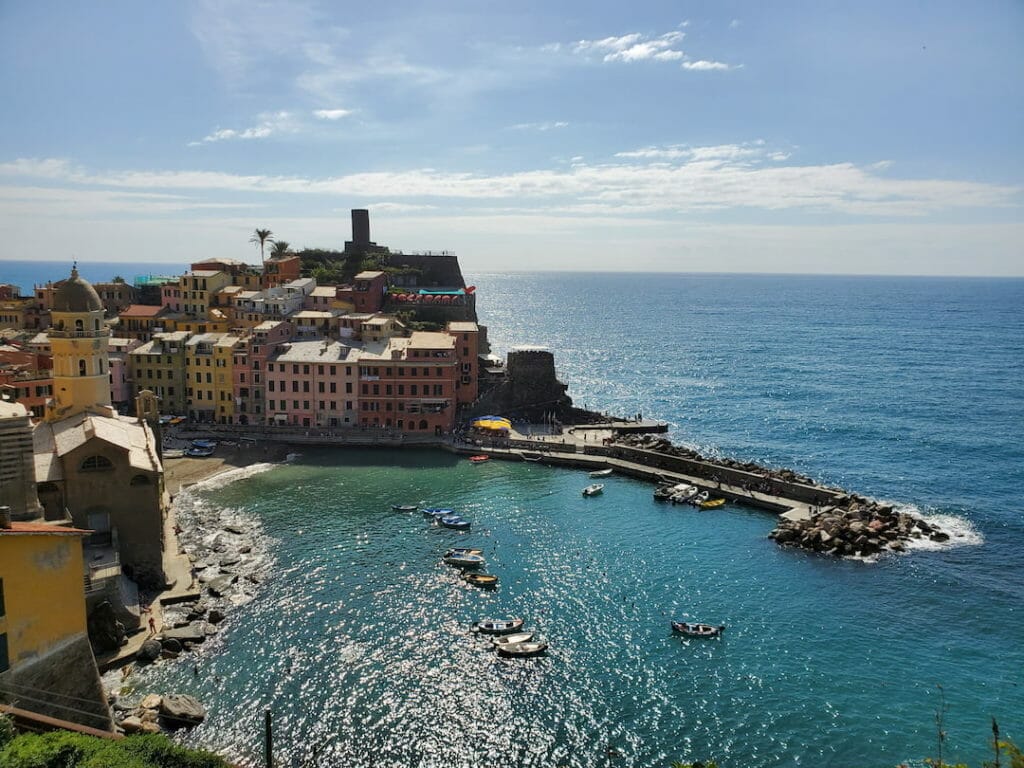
[3,261,1023,767]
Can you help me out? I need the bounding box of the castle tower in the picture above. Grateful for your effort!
[44,266,115,422]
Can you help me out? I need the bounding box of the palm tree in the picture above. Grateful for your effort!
[249,228,275,265]
[270,240,291,259]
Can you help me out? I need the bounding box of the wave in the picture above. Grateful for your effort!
[185,462,278,493]
[894,503,985,551]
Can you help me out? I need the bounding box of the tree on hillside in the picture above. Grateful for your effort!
[270,240,291,258]
[249,228,275,265]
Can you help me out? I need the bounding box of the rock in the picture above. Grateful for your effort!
[224,524,246,535]
[121,716,144,734]
[140,721,162,734]
[238,545,252,554]
[889,541,906,552]
[140,694,162,710]
[207,608,225,624]
[219,554,241,567]
[208,575,237,597]
[161,637,183,653]
[930,531,950,543]
[140,708,159,723]
[87,601,127,653]
[160,694,207,728]
[160,649,180,660]
[160,622,207,644]
[137,639,162,663]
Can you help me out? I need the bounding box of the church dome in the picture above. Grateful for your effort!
[53,266,103,313]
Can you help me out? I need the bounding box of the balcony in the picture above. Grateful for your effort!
[48,328,112,339]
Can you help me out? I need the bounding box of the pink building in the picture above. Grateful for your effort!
[107,337,140,410]
[233,321,291,425]
[265,340,359,428]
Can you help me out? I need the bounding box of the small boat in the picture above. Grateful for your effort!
[440,515,471,530]
[671,621,725,638]
[392,504,418,512]
[427,508,455,519]
[582,484,604,497]
[653,484,676,501]
[445,547,483,557]
[469,455,490,463]
[190,439,217,449]
[491,632,535,647]
[163,449,185,459]
[497,641,549,658]
[687,491,710,506]
[669,484,699,504]
[521,452,543,462]
[589,468,613,478]
[474,618,524,635]
[443,553,485,568]
[700,498,726,510]
[463,572,498,588]
[185,447,214,458]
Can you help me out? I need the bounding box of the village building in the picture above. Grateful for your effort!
[116,304,170,342]
[265,340,359,427]
[128,330,190,416]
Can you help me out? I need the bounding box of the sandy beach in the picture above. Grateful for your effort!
[163,443,292,496]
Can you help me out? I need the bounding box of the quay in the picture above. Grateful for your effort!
[170,420,840,523]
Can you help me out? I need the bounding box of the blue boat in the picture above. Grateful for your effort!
[440,515,471,531]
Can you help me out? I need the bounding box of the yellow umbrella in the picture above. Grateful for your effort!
[472,416,512,431]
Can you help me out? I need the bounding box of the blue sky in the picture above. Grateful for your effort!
[1,0,1022,275]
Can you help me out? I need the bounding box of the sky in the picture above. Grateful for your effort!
[0,0,1022,275]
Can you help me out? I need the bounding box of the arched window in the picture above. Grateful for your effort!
[129,474,151,486]
[80,455,113,472]
[419,419,428,430]
[98,360,104,374]
[79,359,87,376]
[75,318,84,332]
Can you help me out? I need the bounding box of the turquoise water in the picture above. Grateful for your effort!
[4,260,1021,765]
[131,272,1024,767]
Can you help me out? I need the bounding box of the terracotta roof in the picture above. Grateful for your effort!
[119,304,166,318]
[0,521,90,536]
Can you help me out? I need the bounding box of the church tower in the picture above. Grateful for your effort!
[45,265,115,422]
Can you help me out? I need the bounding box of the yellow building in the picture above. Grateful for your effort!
[0,513,112,730]
[213,334,240,424]
[185,332,224,422]
[128,330,190,416]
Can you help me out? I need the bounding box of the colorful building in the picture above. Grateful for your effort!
[337,271,388,313]
[448,321,480,405]
[128,331,190,416]
[116,304,169,342]
[185,332,223,423]
[266,340,359,427]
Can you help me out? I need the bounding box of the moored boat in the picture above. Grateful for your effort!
[491,632,535,647]
[443,553,485,568]
[521,452,543,462]
[669,484,699,504]
[445,547,483,557]
[190,439,217,449]
[687,491,710,506]
[440,515,471,530]
[392,504,418,512]
[497,641,549,658]
[589,468,613,478]
[423,507,453,517]
[671,621,725,638]
[469,455,490,463]
[185,447,214,457]
[582,484,604,497]
[700,498,726,510]
[474,618,524,634]
[463,572,498,588]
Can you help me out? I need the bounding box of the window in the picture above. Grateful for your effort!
[419,419,428,430]
[0,577,5,617]
[80,455,114,471]
[79,359,87,376]
[0,632,7,674]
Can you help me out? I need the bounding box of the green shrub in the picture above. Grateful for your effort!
[0,731,229,768]
[0,715,15,749]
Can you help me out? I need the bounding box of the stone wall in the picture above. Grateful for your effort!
[0,632,113,731]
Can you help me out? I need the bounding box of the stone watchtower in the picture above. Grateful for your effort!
[44,266,115,422]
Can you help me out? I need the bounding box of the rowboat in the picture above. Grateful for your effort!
[185,447,214,457]
[469,455,490,463]
[463,572,498,588]
[687,491,710,506]
[521,452,543,462]
[671,621,725,638]
[474,618,524,635]
[669,485,699,504]
[699,498,726,510]
[423,507,453,517]
[440,515,471,530]
[391,504,418,512]
[497,641,549,658]
[582,484,604,497]
[445,547,483,557]
[589,468,613,478]
[491,632,534,647]
[443,553,485,568]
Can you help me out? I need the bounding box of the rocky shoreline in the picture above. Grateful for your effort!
[612,433,952,558]
[109,462,278,734]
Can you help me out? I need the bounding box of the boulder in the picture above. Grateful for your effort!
[160,623,207,644]
[930,531,950,543]
[160,694,207,729]
[120,716,144,734]
[208,575,237,597]
[224,524,246,535]
[208,608,225,624]
[137,639,162,663]
[140,722,163,734]
[140,694,162,710]
[161,637,183,653]
[87,601,127,653]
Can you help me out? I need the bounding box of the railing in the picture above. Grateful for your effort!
[48,328,111,339]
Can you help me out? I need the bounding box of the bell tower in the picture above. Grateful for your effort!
[45,265,115,422]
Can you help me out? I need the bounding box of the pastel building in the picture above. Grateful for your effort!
[185,332,222,422]
[235,320,291,424]
[106,337,140,411]
[128,331,190,415]
[337,271,388,314]
[448,321,480,405]
[357,331,458,433]
[117,304,169,342]
[266,340,359,427]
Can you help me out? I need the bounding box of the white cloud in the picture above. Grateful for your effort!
[2,148,1018,220]
[682,60,734,71]
[189,111,297,145]
[572,31,686,63]
[312,109,351,120]
[509,121,569,131]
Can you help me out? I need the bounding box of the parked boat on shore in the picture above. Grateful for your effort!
[582,484,604,497]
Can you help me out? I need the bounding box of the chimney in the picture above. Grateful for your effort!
[0,506,12,529]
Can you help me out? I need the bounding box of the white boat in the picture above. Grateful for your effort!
[185,447,214,458]
[582,484,604,497]
[669,484,699,504]
[445,547,483,557]
[443,553,485,568]
[589,468,613,478]
[474,618,524,635]
[497,641,549,657]
[671,620,725,638]
[687,491,710,506]
[491,632,534,647]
